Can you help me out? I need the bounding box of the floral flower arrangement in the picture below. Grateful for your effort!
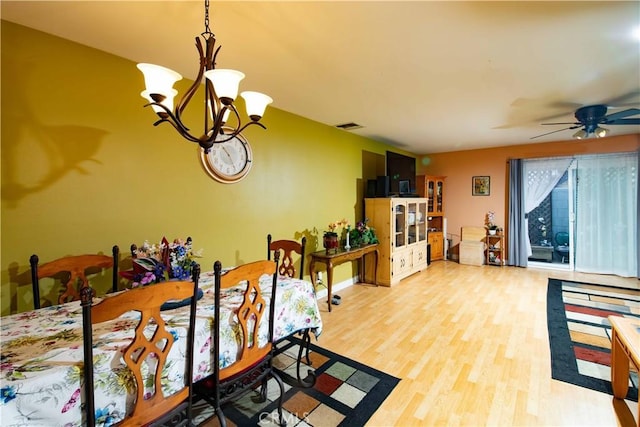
[348,218,379,247]
[325,218,349,237]
[168,238,202,280]
[122,237,202,287]
[485,211,498,230]
[322,219,349,252]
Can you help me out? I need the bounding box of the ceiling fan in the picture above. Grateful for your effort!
[531,105,640,140]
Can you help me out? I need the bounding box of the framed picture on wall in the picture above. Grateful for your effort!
[472,176,490,196]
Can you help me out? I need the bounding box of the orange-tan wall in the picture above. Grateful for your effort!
[417,135,640,256]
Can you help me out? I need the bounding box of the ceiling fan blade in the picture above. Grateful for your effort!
[607,118,640,125]
[534,102,583,121]
[602,90,640,107]
[548,101,584,110]
[530,125,581,140]
[604,108,640,122]
[540,121,580,126]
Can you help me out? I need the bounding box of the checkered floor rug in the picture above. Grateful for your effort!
[546,278,639,401]
[194,336,400,426]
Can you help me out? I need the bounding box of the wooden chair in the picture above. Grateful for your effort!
[268,235,313,370]
[81,264,201,427]
[30,245,119,309]
[194,253,286,427]
[267,234,306,279]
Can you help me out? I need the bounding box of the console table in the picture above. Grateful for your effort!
[309,244,379,312]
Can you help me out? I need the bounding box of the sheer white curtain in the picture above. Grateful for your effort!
[575,152,638,277]
[523,158,573,256]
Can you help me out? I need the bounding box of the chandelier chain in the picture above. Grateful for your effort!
[203,0,211,35]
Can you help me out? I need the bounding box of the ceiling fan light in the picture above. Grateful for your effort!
[594,126,609,138]
[204,69,245,104]
[573,129,588,139]
[137,63,182,96]
[241,91,273,121]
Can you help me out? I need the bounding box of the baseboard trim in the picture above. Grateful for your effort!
[314,276,357,300]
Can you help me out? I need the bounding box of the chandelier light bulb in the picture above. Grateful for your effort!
[137,63,182,97]
[241,91,274,121]
[141,89,178,114]
[204,69,245,104]
[208,99,231,123]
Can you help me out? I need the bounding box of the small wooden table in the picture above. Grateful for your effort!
[309,244,379,312]
[608,315,640,427]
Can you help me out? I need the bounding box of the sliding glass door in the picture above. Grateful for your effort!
[526,164,575,269]
[520,152,637,277]
[574,153,638,277]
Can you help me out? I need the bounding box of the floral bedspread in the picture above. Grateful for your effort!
[0,273,322,426]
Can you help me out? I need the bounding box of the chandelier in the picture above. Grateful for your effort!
[136,0,272,153]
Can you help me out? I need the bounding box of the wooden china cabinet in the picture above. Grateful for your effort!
[364,198,428,286]
[416,175,446,261]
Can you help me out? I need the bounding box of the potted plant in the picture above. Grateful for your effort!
[348,218,379,248]
[324,219,348,252]
[485,211,499,235]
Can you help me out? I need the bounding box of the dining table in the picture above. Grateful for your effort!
[0,271,323,426]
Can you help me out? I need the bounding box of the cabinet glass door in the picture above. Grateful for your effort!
[427,181,434,212]
[436,180,443,213]
[394,203,406,248]
[417,201,427,242]
[407,202,417,245]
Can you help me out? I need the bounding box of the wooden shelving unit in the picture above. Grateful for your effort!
[485,233,504,266]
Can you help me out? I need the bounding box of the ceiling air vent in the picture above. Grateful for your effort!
[335,122,363,131]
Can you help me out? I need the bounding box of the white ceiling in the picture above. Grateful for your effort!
[2,1,639,154]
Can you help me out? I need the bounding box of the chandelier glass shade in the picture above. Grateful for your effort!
[136,0,272,153]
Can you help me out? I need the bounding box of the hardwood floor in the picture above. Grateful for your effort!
[316,261,639,426]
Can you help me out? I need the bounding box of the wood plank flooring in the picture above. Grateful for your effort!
[317,261,639,426]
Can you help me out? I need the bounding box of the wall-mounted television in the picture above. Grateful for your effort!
[386,151,416,195]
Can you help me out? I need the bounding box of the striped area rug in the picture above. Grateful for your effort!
[547,278,640,401]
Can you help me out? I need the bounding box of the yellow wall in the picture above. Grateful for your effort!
[0,21,407,314]
[417,135,640,252]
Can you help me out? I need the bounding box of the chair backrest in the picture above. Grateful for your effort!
[213,252,279,381]
[81,264,200,427]
[267,234,306,279]
[555,231,569,246]
[30,245,119,309]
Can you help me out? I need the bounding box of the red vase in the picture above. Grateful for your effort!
[323,234,339,252]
